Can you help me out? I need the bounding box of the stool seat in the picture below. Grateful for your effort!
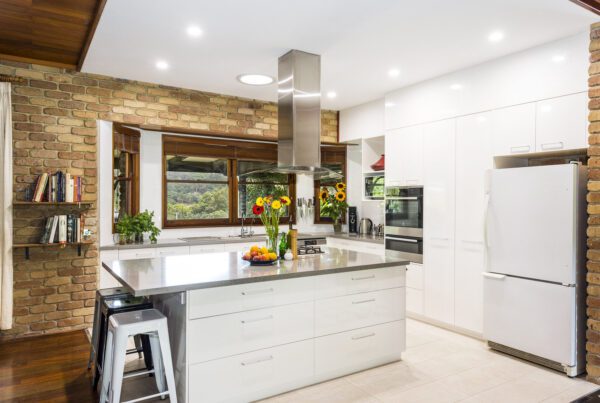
[100,308,177,403]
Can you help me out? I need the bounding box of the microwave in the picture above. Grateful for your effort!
[364,173,384,200]
[384,186,423,237]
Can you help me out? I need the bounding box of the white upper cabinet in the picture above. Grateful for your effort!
[339,98,385,142]
[454,112,492,334]
[535,92,588,152]
[491,103,536,156]
[385,32,587,131]
[422,119,455,325]
[385,126,423,186]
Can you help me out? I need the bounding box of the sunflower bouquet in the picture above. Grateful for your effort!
[319,182,348,233]
[252,195,292,253]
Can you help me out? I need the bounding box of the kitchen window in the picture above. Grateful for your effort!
[162,135,295,228]
[113,124,140,230]
[314,145,347,224]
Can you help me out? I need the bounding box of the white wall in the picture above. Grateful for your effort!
[98,126,341,246]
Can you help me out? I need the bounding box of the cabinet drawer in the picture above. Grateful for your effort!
[118,248,157,260]
[189,244,224,254]
[189,340,313,403]
[188,276,314,319]
[406,287,424,315]
[315,288,404,336]
[315,267,405,298]
[406,263,423,290]
[188,302,314,363]
[315,321,405,381]
[156,246,189,257]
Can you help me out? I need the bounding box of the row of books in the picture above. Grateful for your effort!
[32,172,83,203]
[39,215,84,244]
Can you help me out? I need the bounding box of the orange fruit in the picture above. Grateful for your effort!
[260,247,269,255]
[268,252,277,261]
[250,245,259,253]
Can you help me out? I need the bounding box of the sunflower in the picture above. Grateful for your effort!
[335,182,346,191]
[272,200,281,210]
[280,196,291,206]
[319,189,329,202]
[335,191,346,202]
[255,197,264,207]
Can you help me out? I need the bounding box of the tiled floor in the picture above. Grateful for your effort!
[262,319,599,403]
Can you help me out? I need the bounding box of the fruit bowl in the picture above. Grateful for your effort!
[241,245,279,266]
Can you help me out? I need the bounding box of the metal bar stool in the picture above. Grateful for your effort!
[99,309,177,403]
[93,295,154,390]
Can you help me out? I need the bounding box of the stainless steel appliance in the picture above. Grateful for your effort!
[385,186,423,237]
[358,218,373,235]
[385,234,423,263]
[297,236,327,256]
[364,173,384,200]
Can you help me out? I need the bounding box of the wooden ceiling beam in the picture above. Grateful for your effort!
[77,0,107,71]
[570,0,600,15]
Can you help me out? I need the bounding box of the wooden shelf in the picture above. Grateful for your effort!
[13,241,94,259]
[13,201,92,207]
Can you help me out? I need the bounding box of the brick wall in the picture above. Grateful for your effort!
[589,22,600,382]
[0,60,339,339]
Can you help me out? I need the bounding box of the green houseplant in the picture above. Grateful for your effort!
[135,210,161,244]
[319,182,348,234]
[115,214,134,244]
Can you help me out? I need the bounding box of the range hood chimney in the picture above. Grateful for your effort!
[241,50,341,180]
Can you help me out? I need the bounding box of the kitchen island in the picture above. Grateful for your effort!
[102,247,408,402]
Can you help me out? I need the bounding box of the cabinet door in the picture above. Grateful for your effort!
[536,92,588,152]
[156,246,190,257]
[454,112,492,333]
[491,103,536,156]
[118,248,157,260]
[423,119,455,325]
[190,244,225,254]
[385,126,423,186]
[384,129,403,185]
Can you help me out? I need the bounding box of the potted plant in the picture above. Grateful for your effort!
[251,195,292,253]
[115,214,134,244]
[319,182,348,234]
[136,210,161,244]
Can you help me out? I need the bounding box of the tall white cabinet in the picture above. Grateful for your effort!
[422,119,455,325]
[385,125,424,186]
[454,113,492,333]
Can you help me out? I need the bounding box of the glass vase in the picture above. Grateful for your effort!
[265,232,280,254]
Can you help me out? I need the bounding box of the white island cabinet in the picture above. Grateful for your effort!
[104,249,407,403]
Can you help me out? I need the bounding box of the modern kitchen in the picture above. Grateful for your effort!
[1,1,600,402]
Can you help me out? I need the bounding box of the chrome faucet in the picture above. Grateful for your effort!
[241,212,254,238]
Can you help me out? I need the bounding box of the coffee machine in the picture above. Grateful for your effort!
[348,206,358,234]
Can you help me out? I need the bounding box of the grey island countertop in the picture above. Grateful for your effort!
[102,247,407,296]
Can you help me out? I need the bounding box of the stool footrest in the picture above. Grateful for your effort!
[122,391,169,403]
[122,369,155,379]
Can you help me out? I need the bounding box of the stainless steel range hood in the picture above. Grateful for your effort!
[242,50,341,180]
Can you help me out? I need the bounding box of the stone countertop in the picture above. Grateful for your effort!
[99,232,383,251]
[102,247,408,296]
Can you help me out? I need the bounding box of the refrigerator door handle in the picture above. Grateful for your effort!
[482,272,506,280]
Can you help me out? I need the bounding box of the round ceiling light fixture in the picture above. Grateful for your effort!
[237,74,274,86]
[155,60,169,70]
[186,25,203,38]
[488,30,505,43]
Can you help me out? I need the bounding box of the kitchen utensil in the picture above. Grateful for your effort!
[358,218,373,235]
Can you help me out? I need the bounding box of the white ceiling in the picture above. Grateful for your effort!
[83,0,597,111]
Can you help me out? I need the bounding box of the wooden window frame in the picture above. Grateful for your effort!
[112,123,140,232]
[314,145,347,224]
[162,135,296,228]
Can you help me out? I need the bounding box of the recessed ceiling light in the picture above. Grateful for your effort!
[552,54,566,63]
[388,68,400,78]
[155,60,169,70]
[186,25,203,38]
[237,74,274,86]
[327,91,337,98]
[488,31,504,43]
[385,102,395,108]
[449,83,463,90]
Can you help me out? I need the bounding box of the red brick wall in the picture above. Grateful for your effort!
[0,59,339,339]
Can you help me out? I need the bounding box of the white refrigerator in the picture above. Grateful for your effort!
[483,163,587,377]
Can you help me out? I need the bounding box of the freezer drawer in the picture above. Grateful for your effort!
[483,273,577,366]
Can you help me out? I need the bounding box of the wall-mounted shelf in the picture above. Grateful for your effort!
[13,241,94,259]
[13,201,93,207]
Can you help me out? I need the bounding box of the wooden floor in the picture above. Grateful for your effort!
[0,330,97,403]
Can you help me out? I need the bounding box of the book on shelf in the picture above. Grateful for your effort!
[31,171,83,203]
[39,214,84,245]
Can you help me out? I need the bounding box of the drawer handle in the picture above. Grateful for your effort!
[352,298,376,305]
[352,332,376,340]
[241,288,274,296]
[241,355,273,366]
[241,315,273,324]
[135,253,153,257]
[510,145,530,153]
[482,272,506,280]
[351,275,375,281]
[541,142,564,151]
